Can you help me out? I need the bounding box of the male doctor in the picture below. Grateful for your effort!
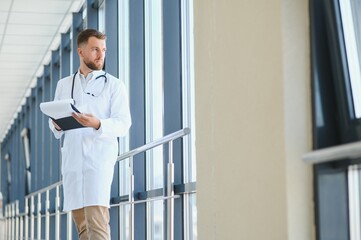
[49,29,131,240]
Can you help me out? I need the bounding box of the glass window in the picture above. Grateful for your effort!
[82,3,87,29]
[312,0,361,237]
[145,0,164,190]
[181,0,196,184]
[5,153,11,190]
[98,0,105,33]
[116,0,196,239]
[339,0,361,118]
[144,0,164,239]
[69,30,73,74]
[181,0,197,239]
[21,128,31,194]
[118,0,131,239]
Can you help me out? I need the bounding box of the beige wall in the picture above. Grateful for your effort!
[194,0,314,239]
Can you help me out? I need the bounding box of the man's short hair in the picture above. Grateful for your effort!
[77,29,106,47]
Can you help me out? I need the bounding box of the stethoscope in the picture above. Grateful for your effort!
[71,71,108,101]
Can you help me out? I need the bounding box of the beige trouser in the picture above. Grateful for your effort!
[72,206,110,240]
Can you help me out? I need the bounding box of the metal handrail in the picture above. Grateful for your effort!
[117,127,190,161]
[4,127,191,240]
[21,127,190,198]
[26,181,62,198]
[303,140,361,164]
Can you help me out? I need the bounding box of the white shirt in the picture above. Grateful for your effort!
[49,70,131,211]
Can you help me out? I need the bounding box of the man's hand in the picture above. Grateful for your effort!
[72,113,101,130]
[52,121,62,131]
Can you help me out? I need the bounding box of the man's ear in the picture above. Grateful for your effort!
[77,48,83,58]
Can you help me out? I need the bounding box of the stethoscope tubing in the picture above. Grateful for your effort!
[71,71,107,100]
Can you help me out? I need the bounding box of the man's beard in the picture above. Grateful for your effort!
[84,58,104,71]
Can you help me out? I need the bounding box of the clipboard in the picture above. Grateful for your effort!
[39,99,85,131]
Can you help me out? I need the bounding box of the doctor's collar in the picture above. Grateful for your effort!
[77,69,105,80]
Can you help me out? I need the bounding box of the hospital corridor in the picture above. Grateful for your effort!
[0,0,359,240]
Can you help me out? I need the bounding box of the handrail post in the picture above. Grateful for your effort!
[67,212,72,240]
[19,213,23,240]
[54,186,60,240]
[11,203,14,240]
[6,205,9,240]
[167,140,175,240]
[55,185,60,240]
[7,204,10,240]
[37,193,41,239]
[5,205,9,240]
[15,201,19,240]
[45,190,50,240]
[6,204,9,240]
[3,205,5,240]
[6,204,11,239]
[30,196,34,240]
[4,205,7,240]
[129,156,134,240]
[25,197,29,240]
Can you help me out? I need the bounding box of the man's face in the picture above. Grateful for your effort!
[79,36,106,71]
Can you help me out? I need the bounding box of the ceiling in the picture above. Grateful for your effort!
[0,0,84,142]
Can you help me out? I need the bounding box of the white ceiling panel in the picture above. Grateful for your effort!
[1,44,47,54]
[0,84,31,90]
[3,34,53,45]
[1,91,29,96]
[0,1,12,11]
[0,73,29,78]
[0,13,9,24]
[6,24,58,36]
[3,98,28,103]
[0,55,44,62]
[12,1,71,14]
[0,64,38,72]
[9,12,64,25]
[0,53,43,61]
[1,65,38,71]
[1,87,29,92]
[0,81,30,86]
[2,46,47,56]
[0,60,38,67]
[2,81,32,88]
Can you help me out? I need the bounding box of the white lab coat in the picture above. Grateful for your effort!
[49,70,131,211]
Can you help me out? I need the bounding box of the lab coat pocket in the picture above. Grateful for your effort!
[93,138,118,166]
